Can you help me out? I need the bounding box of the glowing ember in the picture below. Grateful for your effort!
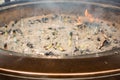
[85,9,94,22]
[76,16,82,25]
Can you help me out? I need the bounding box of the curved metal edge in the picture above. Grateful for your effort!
[0,47,120,59]
[0,68,120,79]
[0,73,120,80]
[0,68,120,76]
[0,0,120,11]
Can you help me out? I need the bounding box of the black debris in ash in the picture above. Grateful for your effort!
[15,29,23,34]
[97,37,101,41]
[74,47,79,52]
[103,40,111,47]
[76,24,87,30]
[35,19,41,23]
[27,42,34,48]
[4,43,7,49]
[45,51,54,56]
[0,30,5,35]
[41,17,49,23]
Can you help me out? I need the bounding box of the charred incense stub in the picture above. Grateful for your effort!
[97,37,101,41]
[26,42,34,48]
[45,51,54,56]
[74,47,79,53]
[0,11,120,57]
[4,43,7,49]
[15,29,23,34]
[99,40,111,49]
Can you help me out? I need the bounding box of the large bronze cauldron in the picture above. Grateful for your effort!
[0,0,120,80]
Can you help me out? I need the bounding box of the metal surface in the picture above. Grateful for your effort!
[0,0,120,79]
[0,51,120,79]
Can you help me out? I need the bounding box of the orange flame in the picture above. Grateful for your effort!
[85,9,94,22]
[74,16,82,26]
[76,16,82,25]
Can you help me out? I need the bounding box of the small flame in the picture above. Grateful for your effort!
[74,16,82,26]
[85,9,94,22]
[76,16,82,25]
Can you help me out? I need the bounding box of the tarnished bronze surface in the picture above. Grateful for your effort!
[0,1,120,79]
[0,51,120,79]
